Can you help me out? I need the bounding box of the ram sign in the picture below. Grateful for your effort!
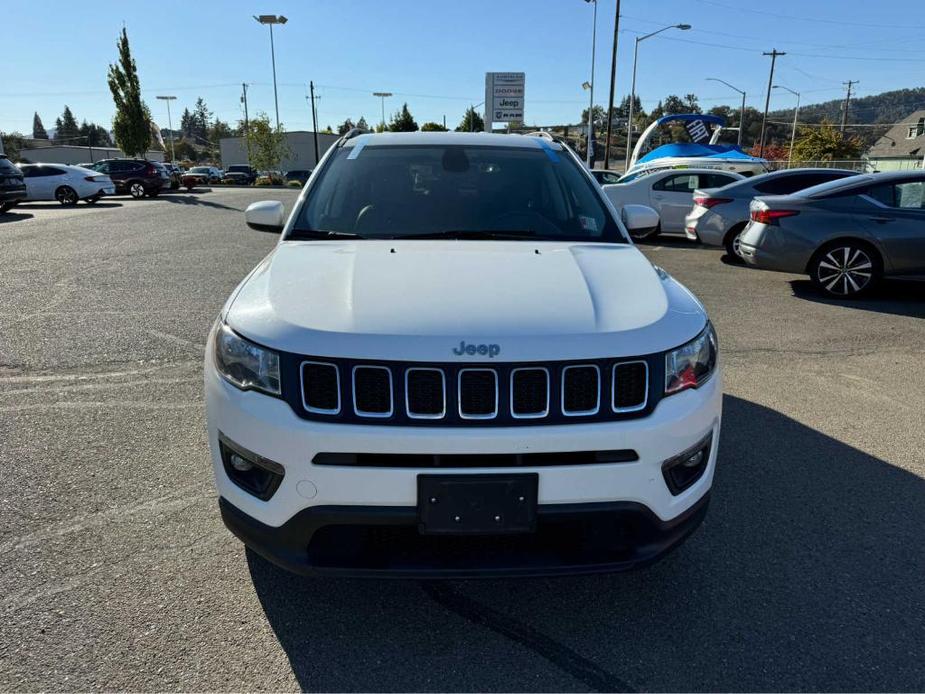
[484,72,525,130]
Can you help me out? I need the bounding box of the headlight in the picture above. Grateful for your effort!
[213,323,281,395]
[665,323,717,395]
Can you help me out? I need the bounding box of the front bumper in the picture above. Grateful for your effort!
[220,491,710,578]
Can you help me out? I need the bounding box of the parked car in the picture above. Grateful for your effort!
[18,163,115,205]
[161,163,182,190]
[590,169,622,185]
[206,131,721,577]
[739,170,925,298]
[151,162,174,191]
[284,169,312,185]
[225,165,257,185]
[603,168,745,238]
[90,159,165,198]
[685,168,858,259]
[182,166,222,189]
[0,155,27,213]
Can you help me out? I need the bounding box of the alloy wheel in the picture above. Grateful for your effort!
[56,186,78,205]
[130,182,145,198]
[816,246,873,296]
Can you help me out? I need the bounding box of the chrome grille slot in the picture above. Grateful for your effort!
[301,362,340,414]
[613,361,648,412]
[458,369,498,419]
[352,366,393,417]
[511,368,550,418]
[561,365,600,416]
[405,368,446,419]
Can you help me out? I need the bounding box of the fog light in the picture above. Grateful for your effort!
[662,433,713,495]
[229,452,253,472]
[218,432,285,500]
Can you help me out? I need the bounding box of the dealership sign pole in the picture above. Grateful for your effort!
[484,72,525,133]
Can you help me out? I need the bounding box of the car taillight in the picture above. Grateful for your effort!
[84,175,103,182]
[750,208,799,224]
[145,163,157,175]
[694,196,732,209]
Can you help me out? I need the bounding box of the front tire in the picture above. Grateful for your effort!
[129,182,146,199]
[0,201,18,213]
[809,242,880,298]
[55,186,79,206]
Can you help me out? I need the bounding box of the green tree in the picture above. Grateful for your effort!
[683,93,701,114]
[337,118,355,135]
[78,121,113,147]
[55,106,80,143]
[388,103,418,132]
[241,112,290,172]
[662,95,689,115]
[32,113,49,139]
[356,116,369,131]
[456,106,484,132]
[180,108,194,138]
[581,105,606,131]
[615,94,643,119]
[1,131,27,161]
[791,120,863,162]
[192,98,211,140]
[107,28,151,157]
[420,121,448,131]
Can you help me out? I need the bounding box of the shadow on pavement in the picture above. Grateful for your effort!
[247,395,925,691]
[0,211,34,223]
[155,193,243,211]
[16,202,123,210]
[790,278,925,319]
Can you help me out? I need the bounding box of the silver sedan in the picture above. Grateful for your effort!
[739,170,925,297]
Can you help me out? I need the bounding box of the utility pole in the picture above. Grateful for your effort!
[241,83,249,132]
[603,0,621,168]
[309,81,320,165]
[758,49,785,157]
[584,0,598,167]
[841,80,858,132]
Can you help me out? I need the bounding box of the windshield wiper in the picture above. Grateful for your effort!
[387,229,539,241]
[288,228,366,240]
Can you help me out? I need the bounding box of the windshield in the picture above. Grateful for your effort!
[292,144,626,242]
[190,167,210,173]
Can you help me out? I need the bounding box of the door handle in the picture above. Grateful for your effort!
[869,216,895,223]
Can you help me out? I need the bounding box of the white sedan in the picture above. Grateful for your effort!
[602,168,745,238]
[19,163,116,205]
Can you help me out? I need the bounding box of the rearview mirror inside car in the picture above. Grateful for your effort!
[621,204,660,236]
[245,200,285,233]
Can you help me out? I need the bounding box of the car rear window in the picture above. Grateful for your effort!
[295,143,626,242]
[754,171,854,195]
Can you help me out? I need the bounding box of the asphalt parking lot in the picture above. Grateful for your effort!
[1,187,923,691]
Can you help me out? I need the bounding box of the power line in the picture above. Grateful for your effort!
[692,0,925,29]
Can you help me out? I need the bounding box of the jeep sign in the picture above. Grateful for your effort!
[484,72,525,130]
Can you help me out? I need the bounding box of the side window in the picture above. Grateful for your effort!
[95,162,110,174]
[867,181,925,209]
[44,167,66,176]
[20,166,39,178]
[754,175,800,194]
[601,172,621,184]
[700,173,739,189]
[653,174,697,192]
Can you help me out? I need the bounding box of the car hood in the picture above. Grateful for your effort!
[224,240,707,361]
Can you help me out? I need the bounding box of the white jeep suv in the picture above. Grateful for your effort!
[205,131,721,577]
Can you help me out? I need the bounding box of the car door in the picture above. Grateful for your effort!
[859,177,925,274]
[21,165,54,200]
[649,173,700,231]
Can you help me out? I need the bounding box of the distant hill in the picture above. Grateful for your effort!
[766,87,925,147]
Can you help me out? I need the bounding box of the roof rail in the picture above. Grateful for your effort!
[524,131,555,141]
[343,127,372,140]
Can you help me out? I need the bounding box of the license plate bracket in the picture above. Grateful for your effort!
[417,473,538,535]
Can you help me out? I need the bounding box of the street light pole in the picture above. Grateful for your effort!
[253,14,288,131]
[773,85,800,166]
[470,101,485,132]
[583,0,598,168]
[373,92,392,130]
[625,23,691,170]
[155,95,177,162]
[706,78,746,146]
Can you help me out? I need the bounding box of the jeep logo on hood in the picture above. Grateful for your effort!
[453,341,500,358]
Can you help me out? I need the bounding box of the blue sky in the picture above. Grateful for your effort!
[3,0,925,136]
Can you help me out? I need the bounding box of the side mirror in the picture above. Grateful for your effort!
[245,200,285,233]
[622,204,660,236]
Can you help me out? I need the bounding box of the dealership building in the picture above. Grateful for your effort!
[16,144,164,165]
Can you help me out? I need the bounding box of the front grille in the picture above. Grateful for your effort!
[613,361,648,411]
[353,366,392,416]
[313,450,640,467]
[458,369,498,418]
[562,366,600,415]
[293,356,654,426]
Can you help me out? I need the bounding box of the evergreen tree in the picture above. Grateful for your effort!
[388,103,418,132]
[456,106,484,132]
[32,113,49,139]
[192,98,211,141]
[337,118,355,135]
[420,121,448,131]
[356,116,369,131]
[55,106,80,142]
[107,28,151,156]
[180,108,194,138]
[78,121,113,147]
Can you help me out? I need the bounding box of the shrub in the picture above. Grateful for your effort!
[255,176,274,186]
[287,180,303,188]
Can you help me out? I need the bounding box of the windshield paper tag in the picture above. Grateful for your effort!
[347,135,371,160]
[579,215,598,232]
